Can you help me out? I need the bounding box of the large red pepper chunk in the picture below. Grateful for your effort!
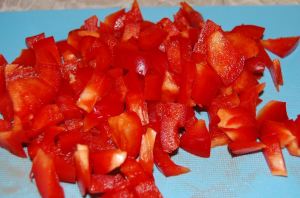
[231,24,265,41]
[108,112,143,158]
[207,31,245,85]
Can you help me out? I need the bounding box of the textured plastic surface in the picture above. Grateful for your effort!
[0,5,300,198]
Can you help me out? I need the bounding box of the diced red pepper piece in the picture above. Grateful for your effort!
[12,49,36,67]
[28,104,64,139]
[228,141,266,155]
[139,128,157,177]
[177,61,196,106]
[165,38,182,74]
[30,149,65,198]
[173,8,190,31]
[26,33,46,49]
[55,95,82,120]
[208,93,240,126]
[92,149,127,175]
[222,127,259,142]
[104,8,126,31]
[108,112,143,158]
[89,174,116,194]
[133,180,163,198]
[269,59,283,92]
[285,119,300,157]
[207,31,245,85]
[56,40,81,58]
[74,144,91,196]
[122,22,140,42]
[126,90,149,126]
[59,130,85,153]
[102,188,134,198]
[138,26,168,51]
[231,24,265,41]
[144,74,163,101]
[156,18,180,41]
[0,93,14,122]
[161,71,180,103]
[160,116,180,153]
[124,70,145,92]
[218,107,257,129]
[76,71,114,113]
[7,78,55,121]
[180,120,211,158]
[244,56,266,75]
[191,62,222,107]
[256,100,289,129]
[54,156,76,183]
[125,0,143,24]
[225,32,259,59]
[36,63,62,92]
[260,134,288,176]
[84,15,99,32]
[193,19,223,62]
[0,130,27,158]
[260,120,295,148]
[0,119,13,131]
[85,39,112,72]
[33,36,62,64]
[260,36,300,58]
[180,2,204,27]
[231,67,259,93]
[121,158,150,189]
[114,47,151,76]
[239,83,265,117]
[153,134,190,177]
[83,99,124,132]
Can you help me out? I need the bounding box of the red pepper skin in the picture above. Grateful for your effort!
[261,36,300,58]
[180,120,211,158]
[31,150,65,198]
[54,156,76,183]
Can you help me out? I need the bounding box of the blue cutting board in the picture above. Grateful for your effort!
[0,5,300,198]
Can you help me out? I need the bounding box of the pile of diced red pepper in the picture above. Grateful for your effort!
[0,0,300,197]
